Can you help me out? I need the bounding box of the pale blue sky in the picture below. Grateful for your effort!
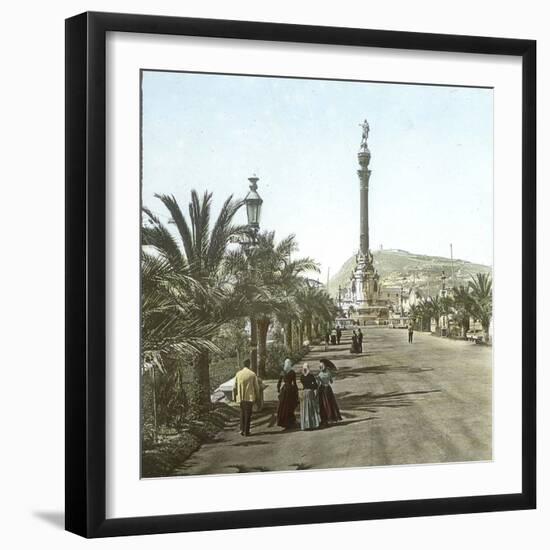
[142,70,493,277]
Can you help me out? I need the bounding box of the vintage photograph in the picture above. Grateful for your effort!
[140,70,493,478]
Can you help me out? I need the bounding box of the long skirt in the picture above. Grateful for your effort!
[318,384,342,424]
[300,389,321,430]
[277,385,298,428]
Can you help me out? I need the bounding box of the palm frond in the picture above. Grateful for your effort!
[141,214,186,272]
[154,193,196,269]
[207,195,244,270]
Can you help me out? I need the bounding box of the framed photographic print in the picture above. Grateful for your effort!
[65,11,536,538]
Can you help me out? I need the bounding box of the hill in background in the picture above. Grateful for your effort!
[328,249,492,298]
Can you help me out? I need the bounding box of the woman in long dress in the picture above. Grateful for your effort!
[317,361,342,426]
[299,363,321,430]
[276,360,299,430]
[350,331,359,354]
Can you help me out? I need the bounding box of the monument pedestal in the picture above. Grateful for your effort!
[349,251,389,324]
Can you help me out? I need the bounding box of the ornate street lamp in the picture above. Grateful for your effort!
[244,175,263,243]
[241,175,263,374]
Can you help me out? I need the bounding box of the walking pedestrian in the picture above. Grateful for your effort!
[299,363,321,430]
[233,359,261,436]
[317,361,342,426]
[330,328,337,346]
[350,330,359,354]
[357,328,364,353]
[277,365,299,430]
[408,321,414,344]
[336,326,342,345]
[324,330,330,350]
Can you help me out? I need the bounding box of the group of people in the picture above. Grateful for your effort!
[324,326,342,347]
[350,328,364,354]
[324,326,365,354]
[276,359,342,431]
[232,358,342,437]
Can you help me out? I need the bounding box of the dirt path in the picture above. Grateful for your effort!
[172,328,492,476]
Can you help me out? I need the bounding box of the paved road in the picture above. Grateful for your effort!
[173,328,492,476]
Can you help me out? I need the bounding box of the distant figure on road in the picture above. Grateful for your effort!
[277,367,299,430]
[299,363,321,430]
[330,328,337,345]
[324,330,330,350]
[357,328,364,353]
[233,359,261,437]
[350,330,360,354]
[408,322,414,344]
[317,361,342,427]
[336,326,342,345]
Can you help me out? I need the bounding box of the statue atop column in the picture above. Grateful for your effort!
[359,119,370,149]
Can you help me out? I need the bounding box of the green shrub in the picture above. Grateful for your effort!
[265,342,310,378]
[141,403,239,478]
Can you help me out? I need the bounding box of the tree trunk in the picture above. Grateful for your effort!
[313,322,320,339]
[250,315,258,374]
[189,350,210,419]
[461,317,470,338]
[151,366,158,443]
[482,319,490,343]
[257,317,270,378]
[306,318,313,342]
[285,320,293,351]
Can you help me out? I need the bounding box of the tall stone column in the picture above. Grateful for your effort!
[358,151,371,256]
[347,119,387,323]
[357,119,372,257]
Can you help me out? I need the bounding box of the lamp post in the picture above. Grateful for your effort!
[243,175,263,373]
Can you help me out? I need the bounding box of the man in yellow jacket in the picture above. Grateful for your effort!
[233,359,261,436]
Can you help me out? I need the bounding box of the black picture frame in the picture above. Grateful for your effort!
[65,11,536,538]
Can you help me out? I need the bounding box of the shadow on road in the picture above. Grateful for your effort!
[324,416,378,428]
[337,364,434,379]
[226,464,271,473]
[337,389,442,413]
[231,440,271,447]
[290,462,312,470]
[250,415,378,437]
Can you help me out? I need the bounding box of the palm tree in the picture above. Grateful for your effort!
[295,284,337,343]
[224,231,319,377]
[413,299,432,332]
[141,252,223,440]
[420,296,442,333]
[408,303,422,330]
[142,191,245,417]
[450,285,474,337]
[469,273,492,341]
[142,251,223,353]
